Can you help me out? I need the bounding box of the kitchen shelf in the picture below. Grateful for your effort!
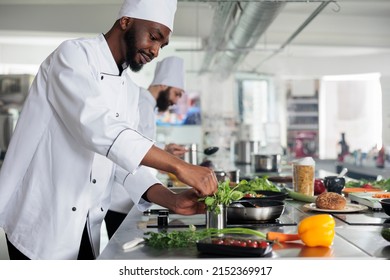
[287,98,318,104]
[288,111,318,117]
[288,124,319,130]
[286,91,319,158]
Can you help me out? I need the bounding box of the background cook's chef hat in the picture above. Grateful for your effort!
[151,56,185,91]
[117,0,177,31]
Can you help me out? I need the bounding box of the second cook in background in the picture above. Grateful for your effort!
[105,56,188,238]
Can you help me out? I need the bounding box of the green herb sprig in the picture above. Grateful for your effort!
[198,179,243,214]
[144,225,267,249]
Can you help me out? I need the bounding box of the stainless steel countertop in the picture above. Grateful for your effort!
[98,197,390,259]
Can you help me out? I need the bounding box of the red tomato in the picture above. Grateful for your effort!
[223,238,234,246]
[362,183,374,189]
[258,241,269,248]
[314,178,326,195]
[247,241,258,248]
[211,238,224,245]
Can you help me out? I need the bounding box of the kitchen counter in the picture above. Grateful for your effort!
[336,162,390,180]
[98,195,390,260]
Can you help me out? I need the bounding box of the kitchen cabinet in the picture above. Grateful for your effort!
[287,97,319,131]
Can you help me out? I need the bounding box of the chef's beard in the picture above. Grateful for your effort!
[124,29,143,72]
[156,88,171,112]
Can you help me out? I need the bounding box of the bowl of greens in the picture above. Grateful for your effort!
[235,176,285,200]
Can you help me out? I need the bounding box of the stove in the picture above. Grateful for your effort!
[227,215,296,227]
[145,204,301,229]
[332,212,390,226]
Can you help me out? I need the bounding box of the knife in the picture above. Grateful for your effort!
[122,237,145,250]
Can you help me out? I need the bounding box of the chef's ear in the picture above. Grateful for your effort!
[119,17,133,30]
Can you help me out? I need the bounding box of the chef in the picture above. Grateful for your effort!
[0,0,217,260]
[105,56,188,239]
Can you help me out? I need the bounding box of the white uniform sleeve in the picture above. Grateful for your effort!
[46,40,152,173]
[116,166,161,211]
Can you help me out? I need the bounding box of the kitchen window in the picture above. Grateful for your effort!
[319,73,383,159]
[236,76,277,144]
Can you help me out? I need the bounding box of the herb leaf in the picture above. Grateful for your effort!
[198,179,244,214]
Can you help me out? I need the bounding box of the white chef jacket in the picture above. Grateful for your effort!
[138,88,158,141]
[0,34,159,260]
[109,88,162,214]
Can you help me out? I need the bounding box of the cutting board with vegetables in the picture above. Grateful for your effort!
[348,192,389,210]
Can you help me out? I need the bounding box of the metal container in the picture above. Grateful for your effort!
[234,140,261,164]
[252,154,281,172]
[0,108,19,153]
[227,170,240,184]
[206,205,226,229]
[227,200,285,221]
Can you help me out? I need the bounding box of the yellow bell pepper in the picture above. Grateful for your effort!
[298,214,335,247]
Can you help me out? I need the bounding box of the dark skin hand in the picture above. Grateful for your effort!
[141,145,217,197]
[146,184,206,215]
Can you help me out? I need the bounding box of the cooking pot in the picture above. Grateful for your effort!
[234,140,261,164]
[227,200,285,221]
[214,170,227,182]
[0,107,19,152]
[252,154,281,172]
[227,170,240,184]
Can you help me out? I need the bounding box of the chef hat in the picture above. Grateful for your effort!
[150,56,185,91]
[117,0,177,31]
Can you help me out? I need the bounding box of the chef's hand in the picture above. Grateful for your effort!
[144,185,205,215]
[175,163,218,197]
[141,145,217,196]
[164,143,188,157]
[172,188,206,215]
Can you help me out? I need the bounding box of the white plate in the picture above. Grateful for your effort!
[303,203,368,213]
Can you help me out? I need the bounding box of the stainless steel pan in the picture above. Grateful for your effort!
[227,200,285,221]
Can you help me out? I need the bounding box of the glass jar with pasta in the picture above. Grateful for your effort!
[292,157,315,196]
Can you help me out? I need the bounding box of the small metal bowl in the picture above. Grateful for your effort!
[227,200,285,221]
[380,199,390,216]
